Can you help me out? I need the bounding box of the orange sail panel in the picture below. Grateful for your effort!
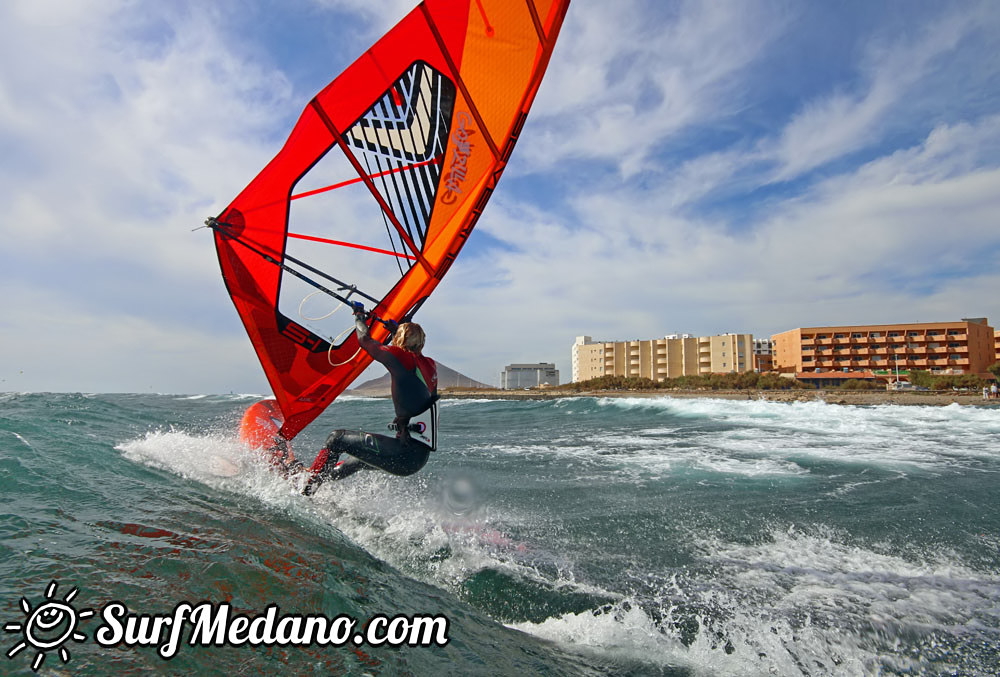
[212,0,570,440]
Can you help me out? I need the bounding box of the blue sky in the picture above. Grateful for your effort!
[1,0,998,393]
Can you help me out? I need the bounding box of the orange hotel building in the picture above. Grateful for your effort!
[772,318,997,376]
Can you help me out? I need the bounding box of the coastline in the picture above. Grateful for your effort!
[424,388,1000,407]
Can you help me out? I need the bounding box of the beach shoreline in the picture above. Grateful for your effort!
[421,388,1000,407]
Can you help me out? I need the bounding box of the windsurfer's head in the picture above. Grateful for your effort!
[392,322,425,353]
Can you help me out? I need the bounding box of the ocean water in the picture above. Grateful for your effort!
[1,392,999,676]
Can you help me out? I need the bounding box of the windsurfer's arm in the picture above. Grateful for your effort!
[351,304,425,407]
[354,310,394,366]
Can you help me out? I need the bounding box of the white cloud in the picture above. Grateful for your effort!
[0,2,300,392]
[0,283,266,393]
[521,0,784,177]
[765,7,982,183]
[0,3,294,290]
[604,3,1000,212]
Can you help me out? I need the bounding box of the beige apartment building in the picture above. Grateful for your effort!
[572,334,754,382]
[771,318,996,375]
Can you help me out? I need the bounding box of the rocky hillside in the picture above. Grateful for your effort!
[350,361,492,394]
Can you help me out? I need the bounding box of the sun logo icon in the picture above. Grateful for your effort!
[4,580,94,672]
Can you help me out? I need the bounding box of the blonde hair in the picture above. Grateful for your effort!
[391,322,425,352]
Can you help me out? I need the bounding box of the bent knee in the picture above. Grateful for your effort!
[396,448,431,476]
[324,429,347,451]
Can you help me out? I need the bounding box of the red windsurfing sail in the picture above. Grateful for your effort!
[211,0,570,440]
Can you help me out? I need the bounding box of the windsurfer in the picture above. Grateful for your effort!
[303,305,439,495]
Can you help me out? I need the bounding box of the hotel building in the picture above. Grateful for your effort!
[572,334,754,382]
[771,318,996,375]
[501,363,559,389]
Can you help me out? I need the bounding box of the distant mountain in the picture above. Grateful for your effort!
[349,361,492,394]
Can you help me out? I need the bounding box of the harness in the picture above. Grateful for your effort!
[388,399,439,450]
[383,346,439,450]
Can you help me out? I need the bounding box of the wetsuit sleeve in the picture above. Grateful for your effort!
[355,317,394,366]
[354,318,411,386]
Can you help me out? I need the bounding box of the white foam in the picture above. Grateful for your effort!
[116,430,298,501]
[511,602,687,668]
[512,598,880,676]
[302,472,541,590]
[439,398,502,406]
[115,430,536,598]
[512,524,1000,675]
[591,396,1000,471]
[698,525,998,603]
[468,428,808,479]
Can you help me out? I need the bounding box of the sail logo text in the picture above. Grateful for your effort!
[442,111,475,205]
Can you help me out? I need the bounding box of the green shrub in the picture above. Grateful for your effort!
[932,373,986,390]
[838,379,879,390]
[559,371,811,392]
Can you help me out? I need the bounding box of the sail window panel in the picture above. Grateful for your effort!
[280,144,412,347]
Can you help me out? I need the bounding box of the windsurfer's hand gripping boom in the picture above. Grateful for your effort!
[351,301,399,334]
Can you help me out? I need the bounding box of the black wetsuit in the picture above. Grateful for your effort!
[303,317,437,495]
